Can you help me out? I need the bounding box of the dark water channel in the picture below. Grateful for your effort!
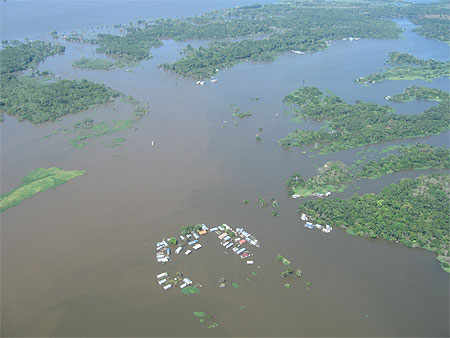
[1,1,449,336]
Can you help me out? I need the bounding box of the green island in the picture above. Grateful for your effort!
[0,40,121,124]
[279,86,450,153]
[286,161,352,197]
[355,52,450,84]
[43,1,447,78]
[72,57,137,70]
[286,145,450,197]
[387,86,449,103]
[298,173,450,272]
[0,167,86,212]
[0,40,65,74]
[0,75,119,123]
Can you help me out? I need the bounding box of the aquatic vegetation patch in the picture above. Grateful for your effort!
[194,311,206,318]
[181,286,200,295]
[232,282,239,288]
[240,305,246,310]
[1,167,86,212]
[69,119,134,148]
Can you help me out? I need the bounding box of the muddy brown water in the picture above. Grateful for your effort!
[1,1,449,336]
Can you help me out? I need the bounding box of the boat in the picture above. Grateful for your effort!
[185,250,192,255]
[305,222,314,229]
[166,248,171,255]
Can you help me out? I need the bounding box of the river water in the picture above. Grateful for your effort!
[1,1,449,336]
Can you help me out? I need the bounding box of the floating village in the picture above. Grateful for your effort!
[155,223,260,291]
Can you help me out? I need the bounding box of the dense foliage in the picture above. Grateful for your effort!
[356,52,450,84]
[72,57,135,70]
[286,161,352,196]
[0,40,65,74]
[0,75,118,123]
[388,86,449,103]
[161,1,403,78]
[95,33,162,60]
[286,145,449,196]
[298,173,450,272]
[279,86,450,153]
[357,144,450,179]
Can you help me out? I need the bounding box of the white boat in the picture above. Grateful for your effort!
[157,272,168,279]
[247,261,254,265]
[185,250,192,255]
[175,247,183,254]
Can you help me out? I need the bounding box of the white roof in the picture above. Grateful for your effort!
[163,284,172,290]
[193,244,202,250]
[158,279,167,285]
[185,250,192,255]
[247,261,254,264]
[157,272,168,279]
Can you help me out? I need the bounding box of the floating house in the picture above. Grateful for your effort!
[225,243,234,249]
[222,224,231,230]
[175,247,183,254]
[198,230,208,235]
[223,235,231,241]
[185,250,192,255]
[163,284,172,290]
[201,224,209,231]
[247,261,254,265]
[166,248,171,255]
[179,283,187,289]
[209,227,218,232]
[157,272,168,279]
[305,222,314,229]
[183,278,192,285]
[158,278,167,285]
[218,233,227,240]
[180,235,186,241]
[236,248,246,255]
[188,239,198,246]
[193,244,202,250]
[218,225,225,231]
[301,214,308,221]
[193,233,200,239]
[157,240,168,247]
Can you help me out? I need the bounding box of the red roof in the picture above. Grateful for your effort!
[239,239,246,245]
